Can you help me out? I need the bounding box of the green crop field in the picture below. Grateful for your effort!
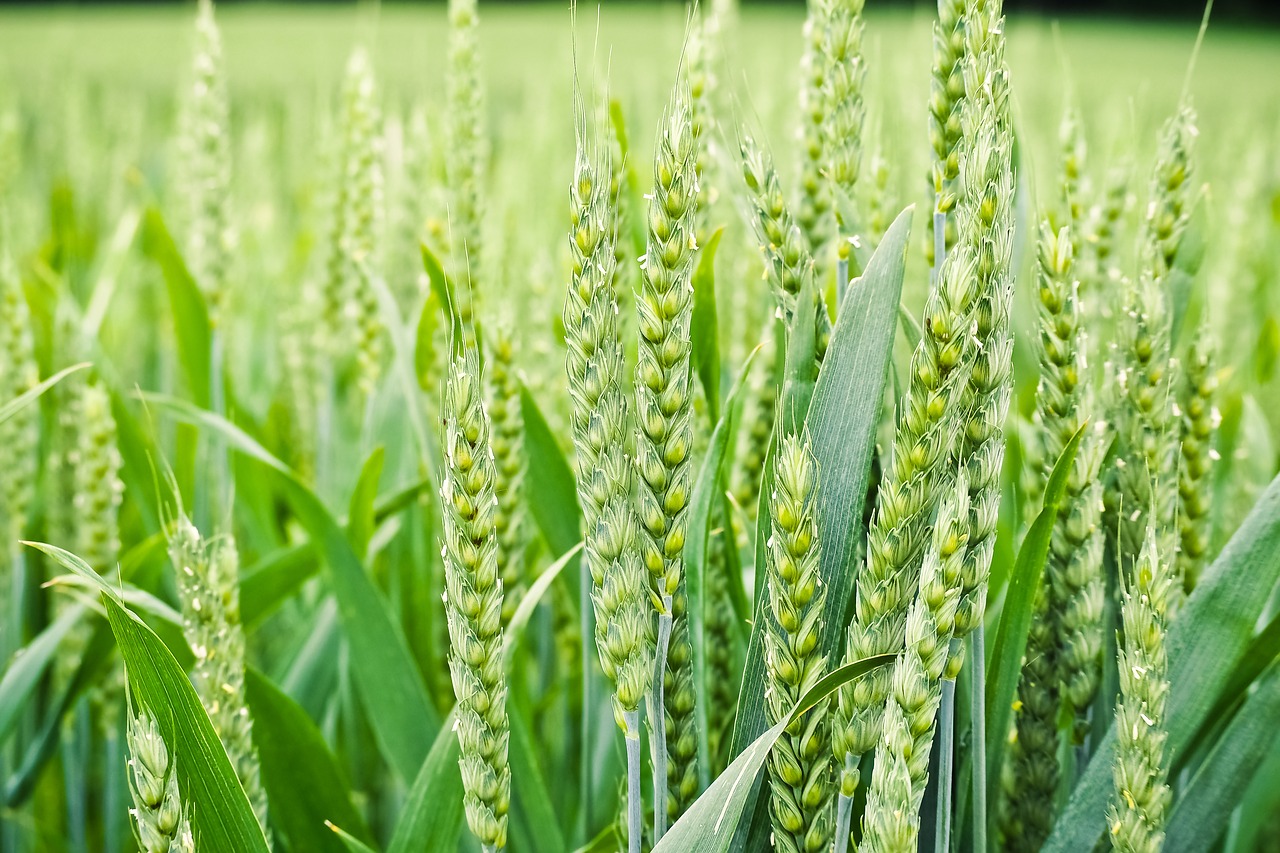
[0,2,1278,853]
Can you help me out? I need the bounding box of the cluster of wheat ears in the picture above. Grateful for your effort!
[1,0,1279,851]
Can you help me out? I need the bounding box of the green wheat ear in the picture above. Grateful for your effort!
[1108,105,1197,604]
[862,482,969,853]
[126,706,196,853]
[442,348,511,852]
[1176,322,1219,593]
[564,102,653,721]
[168,515,269,840]
[1109,522,1174,853]
[763,433,833,853]
[1002,220,1106,851]
[446,0,486,342]
[319,46,385,395]
[176,0,232,326]
[487,325,529,625]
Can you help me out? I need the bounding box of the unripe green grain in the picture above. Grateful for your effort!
[126,708,196,853]
[795,0,834,266]
[169,517,268,839]
[833,225,979,802]
[764,434,832,853]
[1109,106,1197,596]
[177,0,232,326]
[320,47,384,395]
[1001,221,1106,851]
[948,0,1016,660]
[487,326,528,625]
[925,0,968,268]
[739,135,831,360]
[861,486,968,853]
[1108,524,1174,853]
[73,380,124,573]
[820,0,867,264]
[442,349,511,852]
[564,114,653,721]
[0,248,38,541]
[1176,323,1218,592]
[636,80,701,826]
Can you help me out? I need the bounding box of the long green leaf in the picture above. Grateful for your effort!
[387,711,463,853]
[519,384,583,563]
[1178,607,1280,767]
[509,698,569,853]
[421,242,463,357]
[685,345,760,790]
[245,668,373,853]
[1045,472,1280,852]
[984,422,1086,818]
[0,362,89,426]
[731,207,913,760]
[0,603,87,744]
[241,479,432,628]
[103,595,270,853]
[691,226,725,423]
[1165,662,1280,853]
[346,447,385,560]
[139,394,439,782]
[653,655,894,852]
[139,207,212,408]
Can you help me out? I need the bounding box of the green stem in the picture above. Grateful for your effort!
[650,596,674,843]
[580,551,594,840]
[624,709,643,853]
[971,628,988,853]
[937,676,957,853]
[833,755,857,853]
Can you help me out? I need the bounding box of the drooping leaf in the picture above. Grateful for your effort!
[246,668,373,853]
[0,362,88,426]
[1045,472,1280,852]
[138,394,439,783]
[654,655,894,852]
[103,595,271,853]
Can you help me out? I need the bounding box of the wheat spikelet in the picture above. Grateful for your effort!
[169,516,269,839]
[861,485,968,852]
[442,348,510,851]
[126,707,196,853]
[1108,524,1174,853]
[763,434,832,853]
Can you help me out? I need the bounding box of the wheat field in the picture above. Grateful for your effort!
[0,2,1278,852]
